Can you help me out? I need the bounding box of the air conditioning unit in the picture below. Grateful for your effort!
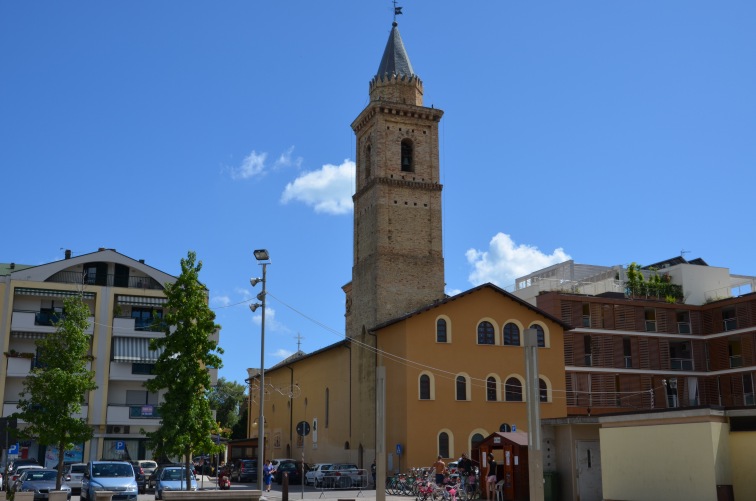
[107,425,131,434]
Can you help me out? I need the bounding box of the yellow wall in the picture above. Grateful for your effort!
[730,431,756,500]
[379,286,567,472]
[250,343,354,464]
[600,420,729,501]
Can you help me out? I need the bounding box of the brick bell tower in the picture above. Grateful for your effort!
[344,20,446,463]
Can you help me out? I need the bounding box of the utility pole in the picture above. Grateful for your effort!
[524,328,544,501]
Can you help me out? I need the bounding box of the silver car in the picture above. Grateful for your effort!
[305,463,332,487]
[154,466,197,500]
[63,463,86,493]
[16,469,72,500]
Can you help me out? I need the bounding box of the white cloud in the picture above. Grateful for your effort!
[280,159,355,215]
[465,233,571,288]
[229,150,267,180]
[273,146,303,169]
[211,295,231,307]
[251,306,290,333]
[235,287,252,301]
[273,348,295,360]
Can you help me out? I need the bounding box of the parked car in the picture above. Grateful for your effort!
[80,461,138,501]
[230,458,257,483]
[147,464,183,491]
[322,463,361,489]
[62,463,87,494]
[305,463,332,487]
[9,465,44,491]
[130,460,157,494]
[15,468,72,500]
[5,459,40,489]
[154,466,197,500]
[273,460,308,485]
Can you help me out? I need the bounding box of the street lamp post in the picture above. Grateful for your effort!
[250,248,270,489]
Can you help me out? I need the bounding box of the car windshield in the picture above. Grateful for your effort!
[141,461,157,469]
[92,463,133,477]
[26,471,57,481]
[162,468,191,481]
[242,461,255,467]
[69,465,86,474]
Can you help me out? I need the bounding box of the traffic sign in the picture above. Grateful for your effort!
[115,440,125,451]
[296,421,311,436]
[8,443,18,455]
[396,443,403,456]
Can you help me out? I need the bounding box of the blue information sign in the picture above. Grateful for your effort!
[396,444,403,456]
[8,443,18,455]
[512,425,516,432]
[115,440,125,451]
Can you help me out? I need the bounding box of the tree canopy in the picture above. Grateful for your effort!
[209,377,247,432]
[145,251,223,486]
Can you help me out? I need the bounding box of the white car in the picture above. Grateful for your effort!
[305,463,332,487]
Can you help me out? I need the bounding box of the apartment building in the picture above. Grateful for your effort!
[0,248,219,465]
[511,256,756,415]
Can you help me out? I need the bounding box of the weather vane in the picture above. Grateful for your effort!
[393,0,403,23]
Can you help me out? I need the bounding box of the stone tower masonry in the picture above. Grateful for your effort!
[344,21,446,466]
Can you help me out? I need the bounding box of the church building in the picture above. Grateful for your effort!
[245,20,569,475]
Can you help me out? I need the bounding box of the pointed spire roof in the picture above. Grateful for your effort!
[376,22,415,79]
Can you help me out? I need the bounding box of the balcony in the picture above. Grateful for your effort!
[677,322,691,334]
[11,311,95,334]
[724,318,738,332]
[670,358,694,371]
[107,404,162,426]
[6,356,33,377]
[47,271,163,290]
[3,403,88,422]
[730,355,743,368]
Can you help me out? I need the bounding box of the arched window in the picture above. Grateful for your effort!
[478,321,495,345]
[499,423,512,432]
[401,139,413,172]
[437,318,447,343]
[365,144,372,180]
[438,432,450,458]
[487,377,497,401]
[532,324,546,347]
[505,377,523,402]
[539,378,549,402]
[503,323,520,346]
[456,375,467,401]
[420,375,431,400]
[471,433,484,448]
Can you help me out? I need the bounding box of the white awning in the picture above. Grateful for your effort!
[116,295,167,307]
[15,287,95,300]
[112,337,165,362]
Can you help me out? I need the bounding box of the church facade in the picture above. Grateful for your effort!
[246,21,569,474]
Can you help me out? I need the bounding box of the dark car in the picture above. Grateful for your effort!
[274,460,308,485]
[230,459,257,483]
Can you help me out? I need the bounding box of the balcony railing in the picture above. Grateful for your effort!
[724,318,738,331]
[670,358,694,371]
[677,322,691,334]
[47,271,163,290]
[624,356,632,368]
[645,320,657,332]
[730,355,743,368]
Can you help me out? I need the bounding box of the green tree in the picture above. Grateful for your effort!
[16,294,97,490]
[209,378,247,431]
[231,405,249,440]
[145,251,223,489]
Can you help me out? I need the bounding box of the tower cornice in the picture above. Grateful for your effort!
[352,176,442,202]
[351,102,444,133]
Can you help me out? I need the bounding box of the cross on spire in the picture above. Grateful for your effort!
[295,332,304,352]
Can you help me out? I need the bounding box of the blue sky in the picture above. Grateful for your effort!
[2,1,755,386]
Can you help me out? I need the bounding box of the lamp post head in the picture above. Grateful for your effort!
[254,249,270,261]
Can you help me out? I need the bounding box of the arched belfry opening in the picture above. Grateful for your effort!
[401,139,413,172]
[365,144,372,180]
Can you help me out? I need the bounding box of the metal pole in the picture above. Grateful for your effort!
[524,328,544,501]
[257,262,267,488]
